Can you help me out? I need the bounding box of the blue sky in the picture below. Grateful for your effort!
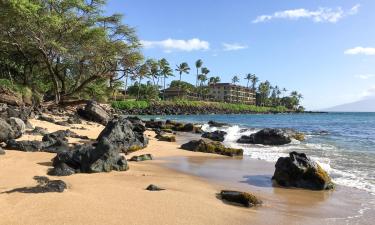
[105,0,375,110]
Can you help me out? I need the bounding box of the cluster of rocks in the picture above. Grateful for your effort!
[237,128,305,145]
[145,119,202,133]
[6,129,88,153]
[48,116,148,176]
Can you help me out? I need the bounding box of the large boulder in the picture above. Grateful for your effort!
[96,116,148,154]
[6,140,45,152]
[237,128,291,145]
[48,138,128,176]
[7,117,26,134]
[202,130,227,142]
[0,118,21,143]
[77,101,109,125]
[272,151,334,190]
[181,139,243,157]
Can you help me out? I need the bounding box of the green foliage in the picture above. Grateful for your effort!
[112,99,288,113]
[127,84,159,100]
[169,80,196,92]
[0,0,140,103]
[111,100,150,110]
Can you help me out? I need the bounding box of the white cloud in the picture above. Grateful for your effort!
[140,38,209,52]
[344,47,375,55]
[360,85,375,98]
[355,74,375,79]
[222,43,248,51]
[252,4,360,23]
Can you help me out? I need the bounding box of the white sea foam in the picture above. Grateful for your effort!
[202,123,375,196]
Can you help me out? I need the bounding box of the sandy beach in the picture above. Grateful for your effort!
[0,118,373,225]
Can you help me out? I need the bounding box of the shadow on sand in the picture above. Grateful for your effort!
[1,176,66,194]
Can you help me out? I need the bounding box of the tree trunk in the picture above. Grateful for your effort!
[137,77,142,100]
[163,75,166,100]
[124,71,128,99]
[178,73,182,98]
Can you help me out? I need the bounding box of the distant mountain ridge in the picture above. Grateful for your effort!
[324,97,375,112]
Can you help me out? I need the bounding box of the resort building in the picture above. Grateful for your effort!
[208,83,256,105]
[161,87,199,100]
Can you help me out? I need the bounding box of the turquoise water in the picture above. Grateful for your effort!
[141,113,375,195]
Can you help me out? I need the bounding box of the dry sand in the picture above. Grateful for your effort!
[0,117,373,225]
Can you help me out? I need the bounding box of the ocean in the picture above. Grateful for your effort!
[142,112,375,196]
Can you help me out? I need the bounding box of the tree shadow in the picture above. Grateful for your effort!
[240,175,274,188]
[1,176,66,194]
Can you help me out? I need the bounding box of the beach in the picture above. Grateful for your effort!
[0,117,374,225]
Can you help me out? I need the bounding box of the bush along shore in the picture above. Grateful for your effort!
[112,100,299,115]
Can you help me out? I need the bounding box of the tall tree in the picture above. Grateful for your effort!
[195,59,203,88]
[0,0,140,104]
[159,58,173,100]
[232,75,239,85]
[245,73,254,88]
[250,75,259,91]
[136,62,150,100]
[209,76,221,86]
[175,62,190,97]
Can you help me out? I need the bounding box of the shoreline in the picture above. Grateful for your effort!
[0,117,373,224]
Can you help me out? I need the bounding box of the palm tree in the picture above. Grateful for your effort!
[209,76,221,85]
[136,63,150,100]
[148,59,160,86]
[250,75,259,91]
[195,59,203,87]
[159,58,173,100]
[245,73,254,88]
[198,74,208,86]
[282,88,288,97]
[232,75,239,85]
[175,62,190,97]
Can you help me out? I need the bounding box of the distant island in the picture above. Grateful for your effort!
[324,97,375,112]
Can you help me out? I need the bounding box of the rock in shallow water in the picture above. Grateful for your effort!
[202,130,227,142]
[272,151,334,190]
[220,190,262,207]
[181,139,243,157]
[237,128,291,145]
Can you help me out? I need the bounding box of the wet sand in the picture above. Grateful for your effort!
[0,117,374,224]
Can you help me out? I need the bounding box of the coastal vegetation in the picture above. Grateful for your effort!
[112,99,289,113]
[0,0,304,113]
